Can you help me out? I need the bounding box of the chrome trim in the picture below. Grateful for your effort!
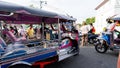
[0,13,14,16]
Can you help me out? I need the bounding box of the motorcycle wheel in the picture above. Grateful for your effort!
[95,42,108,53]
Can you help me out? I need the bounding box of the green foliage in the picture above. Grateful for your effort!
[85,17,95,24]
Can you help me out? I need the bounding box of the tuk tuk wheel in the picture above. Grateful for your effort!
[9,64,31,68]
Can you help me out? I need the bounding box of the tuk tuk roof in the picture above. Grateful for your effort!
[0,1,76,23]
[0,1,57,18]
[56,14,77,22]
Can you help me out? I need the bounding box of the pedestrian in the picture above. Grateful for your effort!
[34,26,37,35]
[27,24,35,39]
[117,52,120,68]
[36,26,41,39]
[14,25,18,37]
[18,25,26,37]
[9,26,14,33]
[80,21,89,46]
[89,23,96,34]
[2,24,9,42]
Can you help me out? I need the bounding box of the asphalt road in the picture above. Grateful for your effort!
[45,46,118,68]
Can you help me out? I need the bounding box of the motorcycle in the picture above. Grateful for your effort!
[88,33,99,44]
[94,30,120,53]
[79,31,99,44]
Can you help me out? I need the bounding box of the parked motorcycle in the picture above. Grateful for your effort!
[79,31,99,44]
[88,33,99,44]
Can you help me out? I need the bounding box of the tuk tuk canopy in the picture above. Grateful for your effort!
[0,1,76,24]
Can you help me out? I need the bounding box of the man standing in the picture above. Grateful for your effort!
[80,21,89,46]
[27,24,34,39]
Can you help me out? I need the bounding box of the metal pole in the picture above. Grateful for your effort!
[42,22,44,40]
[39,0,47,9]
[40,0,42,9]
[58,18,61,44]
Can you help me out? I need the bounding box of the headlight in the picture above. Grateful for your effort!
[100,40,103,43]
[99,39,105,44]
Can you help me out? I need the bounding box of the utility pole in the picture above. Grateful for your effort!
[39,0,47,9]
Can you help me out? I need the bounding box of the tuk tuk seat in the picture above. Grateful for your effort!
[3,30,26,43]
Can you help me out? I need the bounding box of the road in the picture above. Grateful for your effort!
[45,46,118,68]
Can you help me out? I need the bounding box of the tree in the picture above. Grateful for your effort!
[85,17,95,24]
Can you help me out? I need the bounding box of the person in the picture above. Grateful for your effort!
[89,23,95,34]
[106,19,116,31]
[87,23,98,44]
[40,24,49,39]
[117,52,120,68]
[80,21,89,46]
[9,26,14,33]
[14,26,18,36]
[112,21,120,46]
[2,24,9,43]
[34,26,37,35]
[36,26,41,39]
[105,19,120,48]
[2,24,9,31]
[27,24,35,39]
[18,25,26,37]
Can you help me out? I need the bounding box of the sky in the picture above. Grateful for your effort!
[1,0,103,23]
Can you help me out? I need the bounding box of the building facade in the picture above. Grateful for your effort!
[95,0,120,33]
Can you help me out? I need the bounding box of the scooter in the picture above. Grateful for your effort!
[94,31,120,53]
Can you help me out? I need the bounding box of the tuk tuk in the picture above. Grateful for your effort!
[0,1,79,68]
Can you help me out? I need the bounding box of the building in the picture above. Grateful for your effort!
[95,0,120,33]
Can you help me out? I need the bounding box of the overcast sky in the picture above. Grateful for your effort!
[1,0,103,23]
